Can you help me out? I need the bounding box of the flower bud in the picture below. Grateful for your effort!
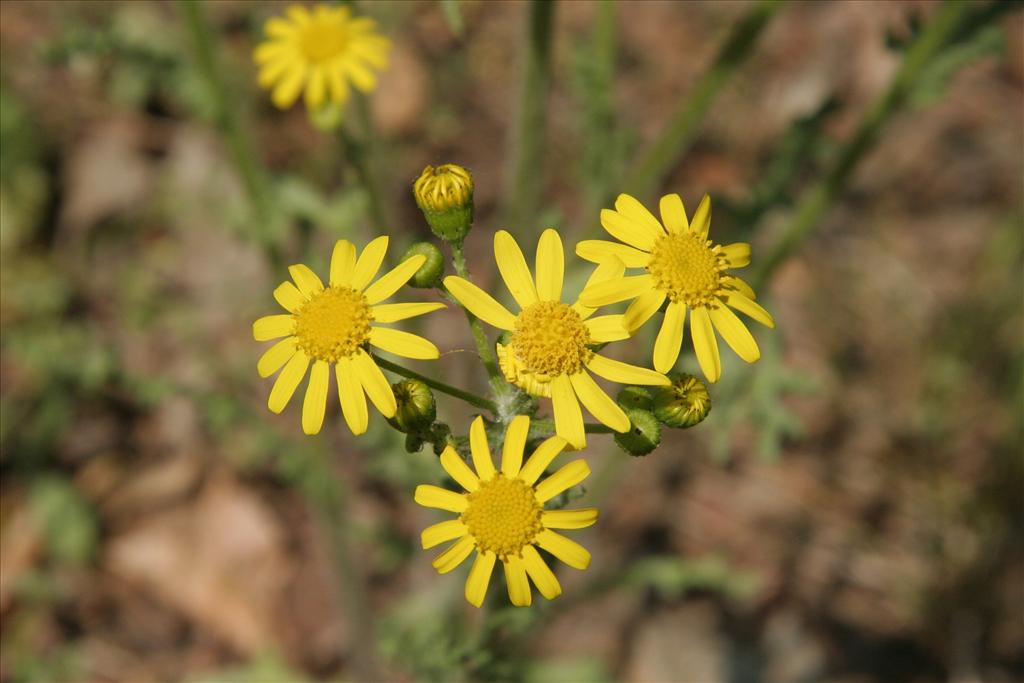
[413,164,474,244]
[429,423,453,456]
[651,372,711,429]
[388,379,436,433]
[402,242,445,288]
[405,432,425,453]
[614,408,661,457]
[616,386,653,411]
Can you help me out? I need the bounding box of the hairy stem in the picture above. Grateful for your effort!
[449,243,511,397]
[339,99,388,234]
[372,354,497,414]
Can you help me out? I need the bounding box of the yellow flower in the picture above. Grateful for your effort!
[253,4,390,111]
[443,229,669,449]
[578,193,775,383]
[413,164,474,213]
[415,415,596,607]
[253,237,445,435]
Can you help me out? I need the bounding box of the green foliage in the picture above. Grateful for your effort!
[623,555,759,603]
[30,477,99,566]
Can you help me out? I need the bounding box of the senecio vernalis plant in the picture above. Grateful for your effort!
[252,5,774,609]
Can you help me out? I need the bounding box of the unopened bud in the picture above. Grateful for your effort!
[402,242,445,288]
[651,372,711,429]
[616,386,653,411]
[614,408,661,457]
[413,164,474,244]
[388,379,436,433]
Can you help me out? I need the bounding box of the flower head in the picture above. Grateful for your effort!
[415,415,597,607]
[253,4,390,110]
[253,237,445,435]
[578,193,776,382]
[443,229,669,449]
[413,164,474,244]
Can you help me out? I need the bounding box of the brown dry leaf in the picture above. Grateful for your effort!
[0,499,42,613]
[372,44,429,137]
[104,473,287,655]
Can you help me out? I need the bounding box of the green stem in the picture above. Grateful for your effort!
[178,0,279,264]
[530,418,616,435]
[625,0,781,201]
[450,243,510,397]
[339,116,387,234]
[748,0,972,290]
[372,354,497,414]
[505,0,556,232]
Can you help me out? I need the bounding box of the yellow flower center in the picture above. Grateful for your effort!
[461,474,543,559]
[299,19,348,63]
[511,301,593,377]
[647,232,724,307]
[292,286,372,362]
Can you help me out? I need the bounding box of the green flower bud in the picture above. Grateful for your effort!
[402,242,445,288]
[616,386,653,411]
[413,164,474,244]
[405,432,425,453]
[429,423,453,456]
[308,102,344,132]
[387,379,436,433]
[614,408,661,457]
[651,372,711,429]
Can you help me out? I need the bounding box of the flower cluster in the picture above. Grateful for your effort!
[249,5,775,610]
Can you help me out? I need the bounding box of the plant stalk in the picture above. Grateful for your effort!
[372,353,497,414]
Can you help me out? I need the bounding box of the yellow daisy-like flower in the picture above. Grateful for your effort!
[253,4,390,111]
[253,237,445,436]
[443,229,669,450]
[577,193,776,383]
[415,415,596,607]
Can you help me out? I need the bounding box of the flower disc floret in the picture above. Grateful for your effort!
[647,232,724,307]
[298,18,348,62]
[461,474,543,559]
[292,286,373,362]
[511,301,593,377]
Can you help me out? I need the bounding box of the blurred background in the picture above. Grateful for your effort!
[1,1,1022,682]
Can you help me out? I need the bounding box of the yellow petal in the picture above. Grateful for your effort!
[363,254,426,305]
[576,240,650,267]
[465,551,496,607]
[600,208,660,252]
[414,484,468,513]
[274,281,305,312]
[368,327,440,360]
[535,529,591,570]
[690,194,712,238]
[326,62,350,104]
[268,350,310,414]
[584,315,630,343]
[653,302,686,373]
[257,55,291,86]
[578,274,654,308]
[289,263,324,297]
[271,64,307,109]
[421,519,466,550]
[286,4,311,25]
[304,66,327,109]
[585,354,670,386]
[623,289,666,332]
[535,229,564,302]
[264,17,297,40]
[518,436,568,485]
[709,305,760,363]
[343,58,378,93]
[370,302,446,323]
[351,236,389,291]
[442,276,518,330]
[469,416,496,480]
[722,275,757,301]
[551,375,586,450]
[542,508,599,530]
[522,545,561,600]
[659,193,688,234]
[257,337,297,378]
[432,535,474,574]
[723,290,775,328]
[615,193,665,238]
[535,459,590,503]
[352,349,397,417]
[572,257,627,319]
[253,314,293,341]
[301,360,330,435]
[440,446,480,492]
[494,230,538,309]
[501,415,530,477]
[330,240,357,286]
[335,358,368,434]
[691,307,722,383]
[569,372,630,433]
[719,242,751,268]
[503,554,532,606]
